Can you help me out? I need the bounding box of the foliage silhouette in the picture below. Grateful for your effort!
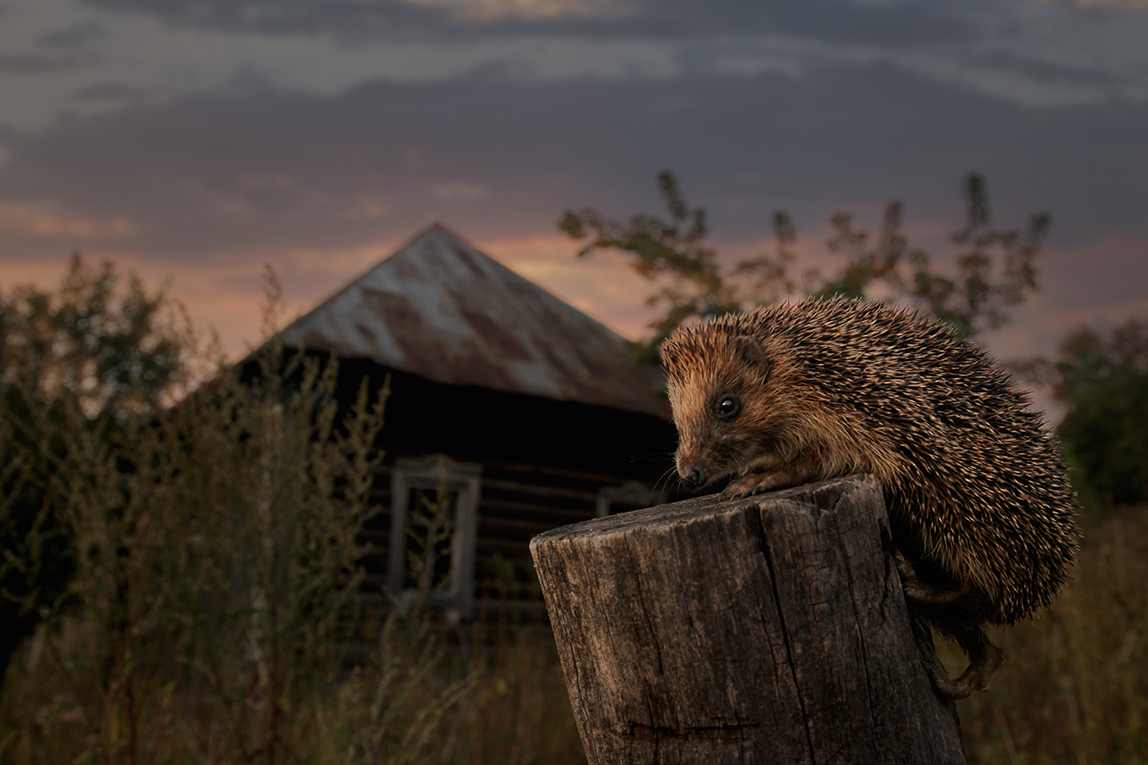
[560,171,1049,359]
[1036,318,1148,509]
[0,254,187,686]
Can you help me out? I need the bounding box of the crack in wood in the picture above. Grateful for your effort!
[749,502,818,765]
[628,722,762,738]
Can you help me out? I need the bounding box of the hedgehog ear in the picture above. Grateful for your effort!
[733,335,771,374]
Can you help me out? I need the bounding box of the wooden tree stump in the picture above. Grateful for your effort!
[530,475,966,765]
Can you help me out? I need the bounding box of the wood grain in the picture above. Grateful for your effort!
[530,475,966,764]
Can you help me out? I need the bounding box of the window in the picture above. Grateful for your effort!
[387,454,482,620]
[595,480,666,517]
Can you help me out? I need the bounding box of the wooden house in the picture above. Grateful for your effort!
[275,225,679,621]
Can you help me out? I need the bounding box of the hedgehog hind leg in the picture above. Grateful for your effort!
[896,555,1006,699]
[907,608,1006,700]
[894,554,968,605]
[946,622,1007,700]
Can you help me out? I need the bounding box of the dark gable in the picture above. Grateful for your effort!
[271,225,680,620]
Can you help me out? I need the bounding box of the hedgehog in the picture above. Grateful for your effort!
[659,297,1079,700]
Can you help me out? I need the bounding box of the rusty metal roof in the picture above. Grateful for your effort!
[280,225,669,419]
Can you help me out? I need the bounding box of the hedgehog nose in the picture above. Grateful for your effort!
[681,465,708,489]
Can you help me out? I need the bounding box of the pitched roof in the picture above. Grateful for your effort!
[280,225,669,419]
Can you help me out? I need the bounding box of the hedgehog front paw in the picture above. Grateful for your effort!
[719,459,818,500]
[719,471,783,500]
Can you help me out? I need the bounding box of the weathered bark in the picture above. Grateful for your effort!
[530,475,966,765]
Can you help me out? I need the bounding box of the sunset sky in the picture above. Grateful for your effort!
[2,0,1147,415]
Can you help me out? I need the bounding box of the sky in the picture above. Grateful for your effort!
[1,0,1147,414]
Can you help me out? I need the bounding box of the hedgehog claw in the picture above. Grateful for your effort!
[907,604,1006,701]
[720,471,778,500]
[934,631,1007,701]
[720,459,818,500]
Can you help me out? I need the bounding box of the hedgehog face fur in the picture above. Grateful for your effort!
[661,316,884,497]
[659,298,1080,700]
[661,329,793,489]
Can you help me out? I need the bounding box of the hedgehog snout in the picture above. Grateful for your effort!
[679,464,709,489]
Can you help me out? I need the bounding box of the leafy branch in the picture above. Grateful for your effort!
[560,171,1049,360]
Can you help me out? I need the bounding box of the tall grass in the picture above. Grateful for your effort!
[0,333,478,764]
[2,315,1144,763]
[446,502,1148,765]
[456,503,1148,765]
[465,505,1148,765]
[450,625,584,765]
[4,484,1145,764]
[5,476,1145,765]
[955,507,1148,764]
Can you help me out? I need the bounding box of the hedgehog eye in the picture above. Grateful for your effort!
[716,396,740,419]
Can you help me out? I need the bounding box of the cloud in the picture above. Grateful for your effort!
[0,0,1143,377]
[36,18,107,48]
[433,182,490,202]
[1,0,1145,135]
[1,59,1145,267]
[0,199,136,238]
[1065,0,1148,9]
[400,0,632,22]
[0,52,80,74]
[75,0,976,44]
[71,81,145,103]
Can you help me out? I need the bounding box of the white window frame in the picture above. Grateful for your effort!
[387,454,482,620]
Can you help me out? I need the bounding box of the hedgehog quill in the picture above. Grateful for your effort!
[659,297,1079,700]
